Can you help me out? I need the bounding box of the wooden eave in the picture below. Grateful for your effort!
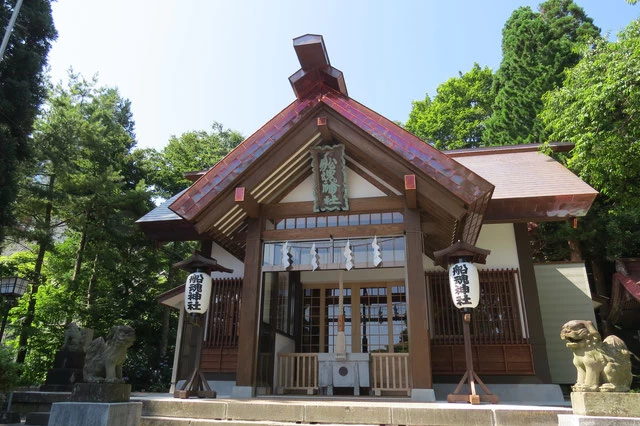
[167,86,493,260]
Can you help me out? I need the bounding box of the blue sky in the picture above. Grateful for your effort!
[47,0,638,151]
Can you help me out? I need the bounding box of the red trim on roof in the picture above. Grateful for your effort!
[320,91,493,205]
[170,93,322,220]
[170,86,494,223]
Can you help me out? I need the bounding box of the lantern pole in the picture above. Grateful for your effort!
[174,267,217,399]
[433,242,498,405]
[170,251,232,399]
[446,264,498,404]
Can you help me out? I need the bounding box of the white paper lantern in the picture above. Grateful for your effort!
[448,262,480,309]
[184,271,212,314]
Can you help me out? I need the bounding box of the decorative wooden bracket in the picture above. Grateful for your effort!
[405,174,417,209]
[235,187,259,218]
[317,116,332,141]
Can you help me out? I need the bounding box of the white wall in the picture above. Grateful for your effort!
[210,242,245,279]
[281,168,386,203]
[423,223,520,271]
[534,262,597,384]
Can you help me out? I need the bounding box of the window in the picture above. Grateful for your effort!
[301,282,406,354]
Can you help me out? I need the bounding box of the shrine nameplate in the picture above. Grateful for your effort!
[310,144,348,212]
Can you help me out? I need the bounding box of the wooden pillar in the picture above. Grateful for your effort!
[404,207,432,389]
[514,222,551,383]
[236,217,263,387]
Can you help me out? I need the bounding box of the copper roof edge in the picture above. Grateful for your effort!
[446,142,574,157]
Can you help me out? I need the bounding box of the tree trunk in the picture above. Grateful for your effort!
[159,266,176,358]
[86,254,99,310]
[160,306,170,359]
[16,175,54,364]
[66,222,88,324]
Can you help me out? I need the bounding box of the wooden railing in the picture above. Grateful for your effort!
[203,277,242,348]
[427,269,526,345]
[371,353,410,396]
[277,353,318,395]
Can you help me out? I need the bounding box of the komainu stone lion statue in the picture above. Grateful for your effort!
[83,325,136,383]
[560,320,632,392]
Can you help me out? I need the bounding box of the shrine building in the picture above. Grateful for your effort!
[137,35,598,401]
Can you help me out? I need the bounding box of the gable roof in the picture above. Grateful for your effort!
[137,35,595,260]
[165,36,494,258]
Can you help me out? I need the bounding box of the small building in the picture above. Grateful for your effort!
[138,35,598,400]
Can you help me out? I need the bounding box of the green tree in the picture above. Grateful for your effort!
[143,122,244,197]
[0,0,57,243]
[9,73,160,367]
[405,63,494,150]
[541,18,640,260]
[484,0,600,145]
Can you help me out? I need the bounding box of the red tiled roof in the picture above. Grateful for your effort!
[170,93,321,220]
[170,85,493,221]
[320,90,493,205]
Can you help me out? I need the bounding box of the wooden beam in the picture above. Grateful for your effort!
[235,217,263,388]
[405,174,417,209]
[262,223,404,241]
[235,187,259,218]
[193,116,322,233]
[421,221,441,235]
[404,207,432,390]
[324,109,468,219]
[346,158,398,196]
[261,196,405,218]
[317,116,332,141]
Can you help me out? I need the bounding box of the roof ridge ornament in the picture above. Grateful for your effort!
[289,34,348,99]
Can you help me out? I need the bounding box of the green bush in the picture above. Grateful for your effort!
[0,344,20,409]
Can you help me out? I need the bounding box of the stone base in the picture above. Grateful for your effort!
[571,391,640,417]
[0,411,20,424]
[71,383,131,403]
[559,414,640,425]
[25,411,49,425]
[52,351,85,369]
[231,386,254,398]
[434,383,565,404]
[48,402,141,426]
[410,388,436,402]
[42,368,83,391]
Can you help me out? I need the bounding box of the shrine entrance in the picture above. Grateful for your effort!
[256,253,411,395]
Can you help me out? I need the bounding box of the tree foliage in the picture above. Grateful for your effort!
[541,19,640,259]
[484,0,600,145]
[2,70,244,389]
[143,122,244,197]
[0,0,57,243]
[405,64,494,150]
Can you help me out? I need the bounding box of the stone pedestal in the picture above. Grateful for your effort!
[40,351,85,392]
[71,383,131,403]
[47,402,141,426]
[571,392,640,417]
[558,392,640,426]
